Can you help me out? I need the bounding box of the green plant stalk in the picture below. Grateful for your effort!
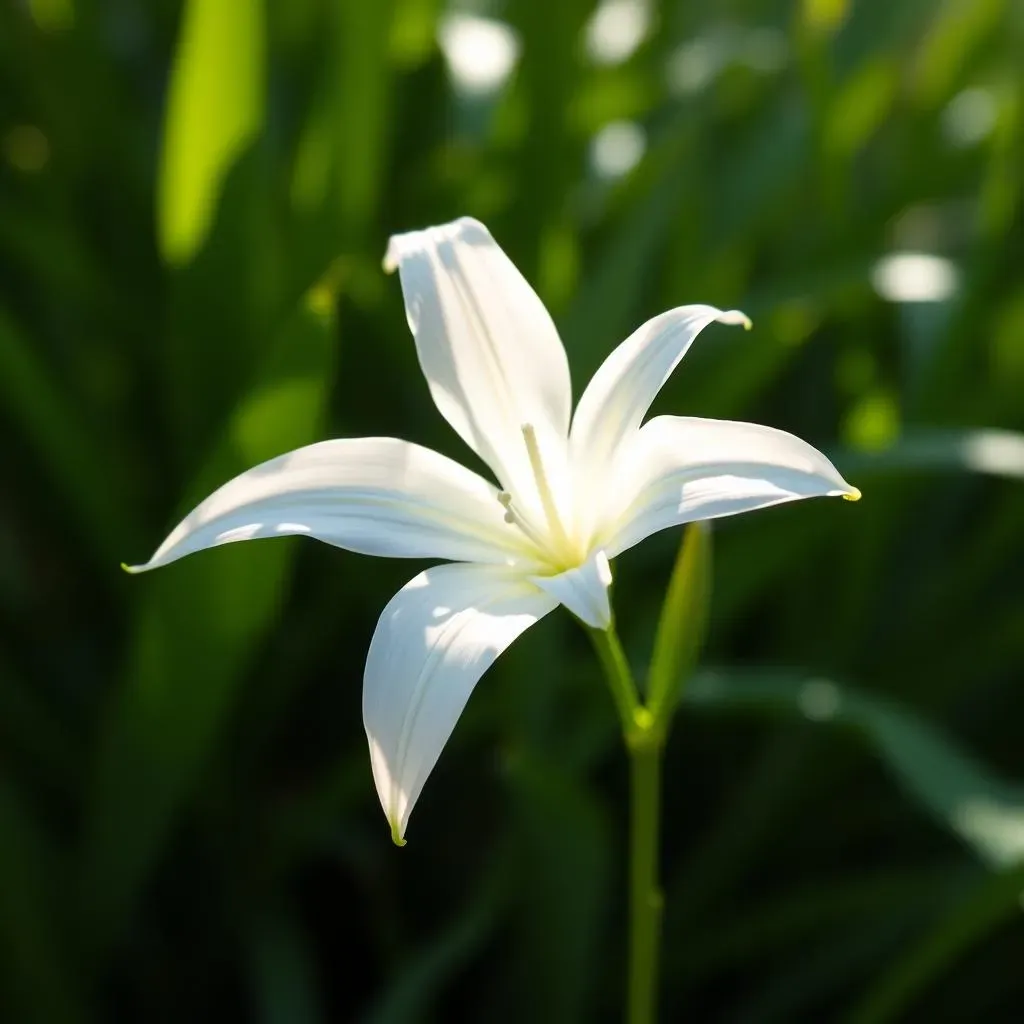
[627,730,664,1024]
[589,626,665,1024]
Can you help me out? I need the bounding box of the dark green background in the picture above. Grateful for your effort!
[2,0,1023,1020]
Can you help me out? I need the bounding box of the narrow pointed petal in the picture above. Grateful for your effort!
[570,306,751,496]
[363,563,557,842]
[384,218,572,505]
[125,437,525,572]
[601,416,859,557]
[531,550,613,630]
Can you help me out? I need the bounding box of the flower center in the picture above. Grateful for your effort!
[497,423,578,567]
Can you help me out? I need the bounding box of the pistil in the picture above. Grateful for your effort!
[520,423,573,555]
[495,424,578,565]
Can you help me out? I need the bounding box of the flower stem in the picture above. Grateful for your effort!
[627,732,663,1024]
[588,624,641,733]
[588,626,665,1024]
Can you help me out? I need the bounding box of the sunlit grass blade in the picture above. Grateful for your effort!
[647,522,712,722]
[288,0,397,287]
[837,429,1024,481]
[158,0,265,265]
[332,0,396,239]
[505,0,590,278]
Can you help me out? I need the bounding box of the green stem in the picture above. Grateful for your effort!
[588,625,641,735]
[588,626,665,1024]
[628,736,663,1024]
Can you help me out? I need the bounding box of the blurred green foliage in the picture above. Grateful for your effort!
[2,0,1024,1020]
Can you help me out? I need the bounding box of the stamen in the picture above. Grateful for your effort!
[520,423,572,552]
[497,491,548,550]
[497,491,516,524]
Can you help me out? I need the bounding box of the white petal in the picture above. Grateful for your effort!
[601,416,860,557]
[570,305,751,504]
[363,563,557,843]
[125,437,525,572]
[385,218,572,510]
[530,549,613,630]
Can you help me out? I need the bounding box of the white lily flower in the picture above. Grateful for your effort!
[127,217,859,843]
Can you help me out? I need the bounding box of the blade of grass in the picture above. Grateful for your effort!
[82,287,338,955]
[844,861,1024,1024]
[158,0,265,266]
[685,670,1024,869]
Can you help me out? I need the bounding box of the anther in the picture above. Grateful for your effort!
[497,490,545,547]
[497,492,517,524]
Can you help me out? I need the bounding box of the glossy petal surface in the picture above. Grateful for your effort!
[363,562,557,842]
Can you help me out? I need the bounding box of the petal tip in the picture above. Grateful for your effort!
[842,486,862,502]
[120,561,143,575]
[389,819,407,847]
[717,309,752,331]
[530,550,613,630]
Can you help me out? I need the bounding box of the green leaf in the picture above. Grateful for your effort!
[505,751,611,1023]
[292,1,395,235]
[0,309,140,565]
[82,289,338,953]
[845,861,1024,1024]
[287,0,397,305]
[0,774,84,1024]
[27,0,74,33]
[0,657,79,800]
[332,0,396,239]
[824,58,898,160]
[505,0,590,273]
[248,904,325,1024]
[163,144,284,458]
[158,0,265,265]
[670,865,960,984]
[912,0,1005,106]
[647,522,712,721]
[359,856,504,1024]
[837,429,1024,481]
[561,147,689,368]
[684,670,1024,870]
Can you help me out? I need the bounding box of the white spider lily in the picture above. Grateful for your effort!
[127,218,859,843]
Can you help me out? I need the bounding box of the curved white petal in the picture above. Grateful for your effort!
[601,416,859,557]
[385,218,572,513]
[125,437,526,572]
[363,563,557,843]
[530,549,613,630]
[570,305,751,517]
